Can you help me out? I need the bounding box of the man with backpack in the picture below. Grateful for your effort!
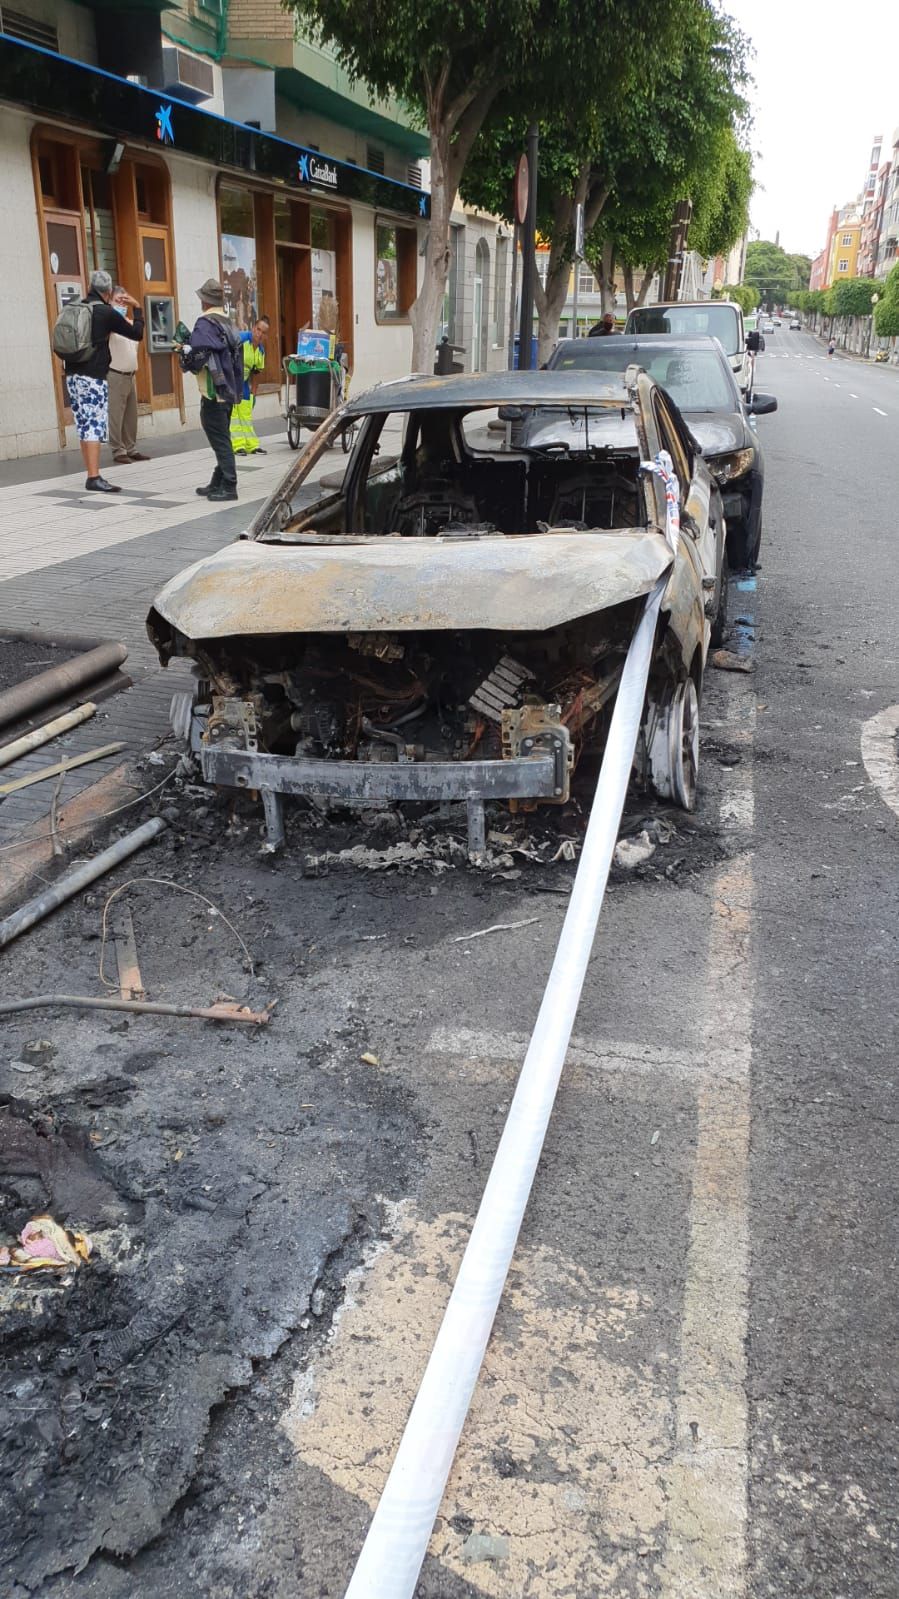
[53,269,144,494]
[176,278,243,502]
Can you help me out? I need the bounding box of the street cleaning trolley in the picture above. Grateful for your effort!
[281,331,354,452]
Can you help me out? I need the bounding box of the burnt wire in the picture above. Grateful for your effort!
[98,875,255,988]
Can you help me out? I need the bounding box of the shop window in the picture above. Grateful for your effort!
[219,183,257,330]
[36,140,78,209]
[493,235,508,332]
[142,234,168,283]
[311,210,334,250]
[81,166,119,282]
[46,221,82,279]
[376,221,417,321]
[135,163,170,225]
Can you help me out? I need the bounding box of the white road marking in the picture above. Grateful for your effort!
[427,1026,746,1085]
[660,674,755,1599]
[860,704,899,820]
[873,406,888,416]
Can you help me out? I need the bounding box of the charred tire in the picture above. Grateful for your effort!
[646,678,700,811]
[710,548,730,648]
[287,413,302,451]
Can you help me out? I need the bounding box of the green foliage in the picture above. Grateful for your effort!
[583,4,752,279]
[461,0,751,281]
[722,282,756,314]
[788,253,812,291]
[689,129,753,260]
[874,263,899,337]
[825,277,878,318]
[744,239,797,307]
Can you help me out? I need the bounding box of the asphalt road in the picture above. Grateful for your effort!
[2,329,897,1598]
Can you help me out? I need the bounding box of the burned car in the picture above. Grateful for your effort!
[148,369,725,854]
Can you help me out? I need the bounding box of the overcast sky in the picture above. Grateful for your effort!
[724,0,899,258]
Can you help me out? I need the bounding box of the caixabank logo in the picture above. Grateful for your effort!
[155,103,174,146]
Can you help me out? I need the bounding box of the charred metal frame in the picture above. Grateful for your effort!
[194,713,569,857]
[200,747,565,856]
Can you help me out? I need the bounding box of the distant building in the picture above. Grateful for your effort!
[829,215,862,284]
[875,126,899,281]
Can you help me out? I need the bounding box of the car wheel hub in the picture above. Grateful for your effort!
[645,679,699,810]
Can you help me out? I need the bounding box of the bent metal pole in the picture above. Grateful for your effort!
[344,567,673,1599]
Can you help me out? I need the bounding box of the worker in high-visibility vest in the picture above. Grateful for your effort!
[230,315,270,455]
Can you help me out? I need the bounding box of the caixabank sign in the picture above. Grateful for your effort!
[0,35,431,221]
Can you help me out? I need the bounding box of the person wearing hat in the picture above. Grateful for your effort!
[176,278,244,501]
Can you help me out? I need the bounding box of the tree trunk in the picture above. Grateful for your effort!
[409,133,452,373]
[598,240,616,313]
[407,71,503,373]
[634,264,661,308]
[623,264,635,311]
[534,254,571,365]
[533,184,579,365]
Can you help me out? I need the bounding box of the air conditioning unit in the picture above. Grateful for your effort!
[161,47,215,105]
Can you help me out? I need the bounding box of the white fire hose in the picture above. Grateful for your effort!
[344,458,679,1598]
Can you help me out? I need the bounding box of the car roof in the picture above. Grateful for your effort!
[346,369,630,416]
[627,300,741,312]
[548,335,742,413]
[552,334,724,356]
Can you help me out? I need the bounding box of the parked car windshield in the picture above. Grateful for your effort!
[551,343,739,413]
[626,303,741,356]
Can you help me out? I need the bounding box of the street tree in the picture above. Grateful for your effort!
[286,0,686,370]
[825,278,878,318]
[593,123,752,314]
[744,239,811,308]
[873,262,899,337]
[463,0,750,360]
[788,253,812,291]
[719,282,756,314]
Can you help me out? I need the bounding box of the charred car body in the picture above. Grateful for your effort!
[148,369,725,854]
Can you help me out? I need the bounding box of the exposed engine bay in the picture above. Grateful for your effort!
[166,608,659,785]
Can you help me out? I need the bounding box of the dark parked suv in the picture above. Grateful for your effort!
[542,334,777,568]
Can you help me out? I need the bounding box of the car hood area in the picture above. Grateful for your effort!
[150,529,674,644]
[686,413,748,457]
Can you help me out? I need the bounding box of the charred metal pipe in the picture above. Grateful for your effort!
[0,817,166,950]
[0,643,128,731]
[344,574,669,1599]
[0,702,97,769]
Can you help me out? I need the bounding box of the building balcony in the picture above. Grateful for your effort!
[222,0,427,158]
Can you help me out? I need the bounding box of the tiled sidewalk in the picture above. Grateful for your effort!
[0,427,338,864]
[0,435,296,583]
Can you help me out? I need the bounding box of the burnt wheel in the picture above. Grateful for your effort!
[646,678,700,811]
